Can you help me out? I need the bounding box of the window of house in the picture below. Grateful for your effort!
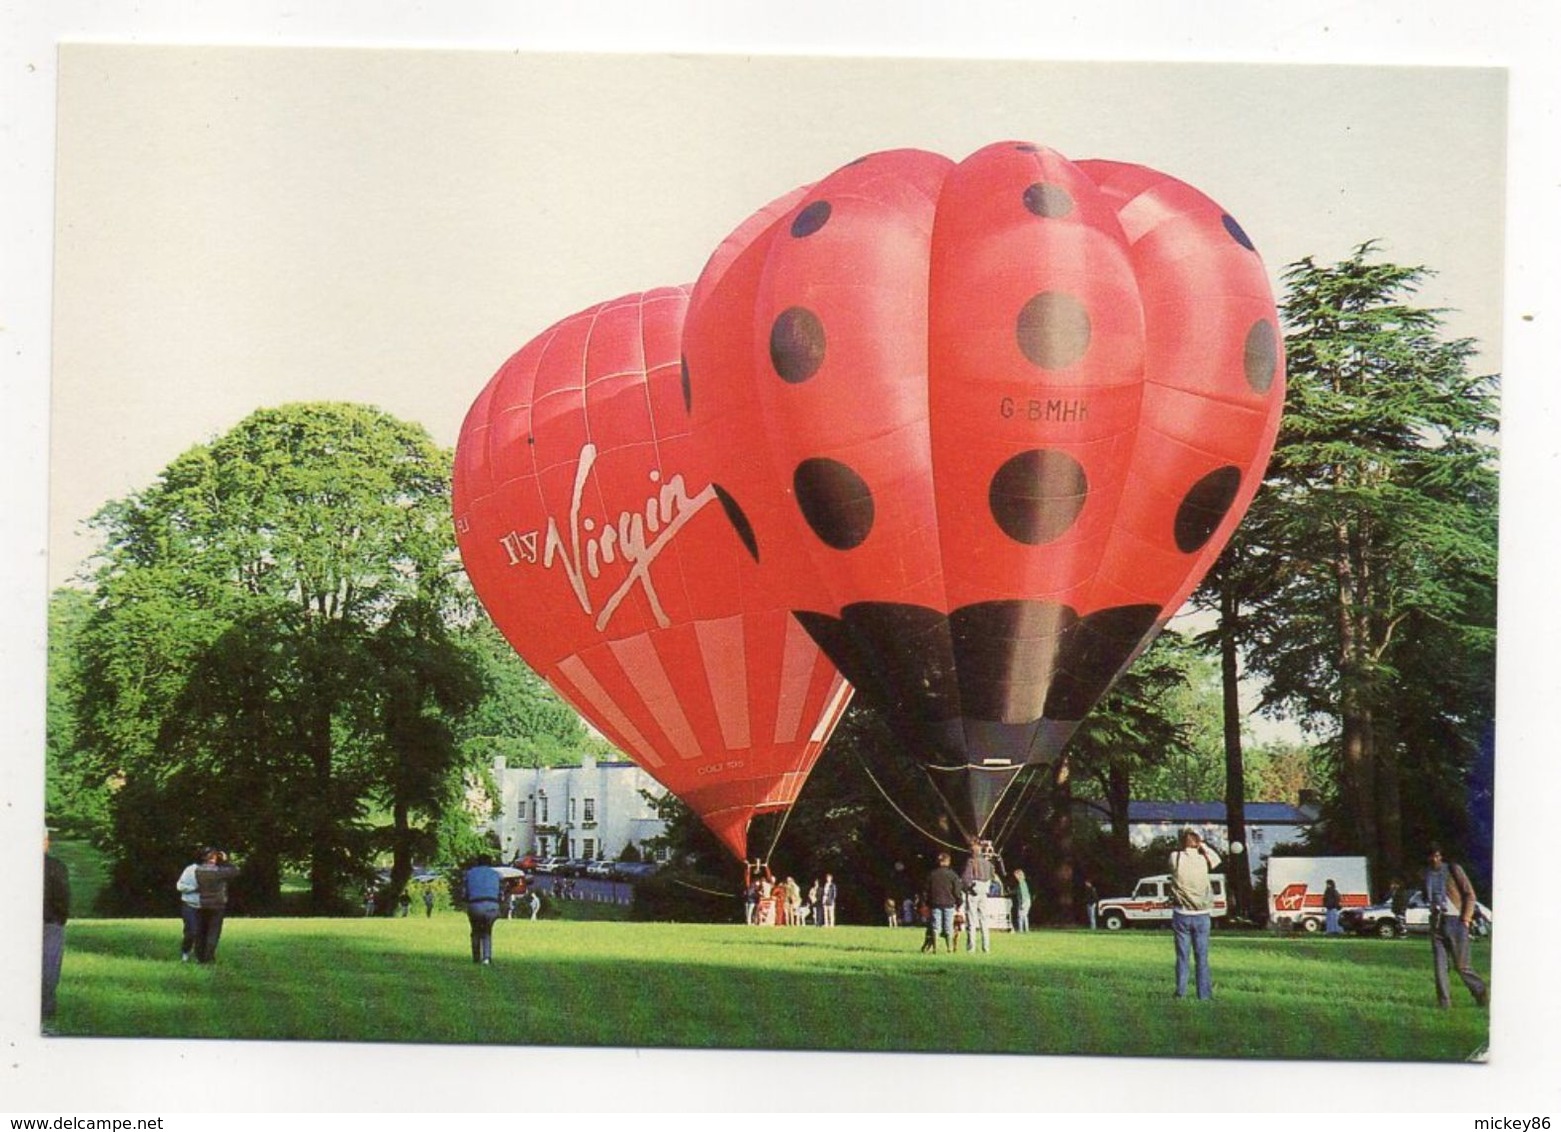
[538,795,549,823]
[583,838,595,860]
[569,797,577,822]
[583,798,596,823]
[517,798,527,821]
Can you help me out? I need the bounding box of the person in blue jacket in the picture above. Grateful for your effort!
[462,856,503,965]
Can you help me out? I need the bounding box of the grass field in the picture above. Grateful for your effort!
[49,915,1490,1061]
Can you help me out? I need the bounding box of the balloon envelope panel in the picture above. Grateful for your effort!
[454,287,851,860]
[682,143,1284,835]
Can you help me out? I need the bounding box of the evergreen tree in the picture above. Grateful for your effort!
[1241,244,1498,877]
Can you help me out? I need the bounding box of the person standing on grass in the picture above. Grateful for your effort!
[1422,845,1488,1009]
[42,830,70,1031]
[925,853,961,953]
[743,860,769,926]
[1082,876,1098,930]
[462,856,503,965]
[176,851,204,961]
[1168,828,1220,1000]
[821,873,838,928]
[528,889,541,920]
[193,848,241,964]
[960,839,993,953]
[1010,868,1031,933]
[1323,879,1344,935]
[423,886,436,918]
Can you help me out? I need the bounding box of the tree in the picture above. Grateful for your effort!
[453,619,588,769]
[1244,741,1324,805]
[45,588,112,839]
[363,598,484,908]
[73,403,474,912]
[1240,244,1498,878]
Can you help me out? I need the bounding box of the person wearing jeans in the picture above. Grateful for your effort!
[1168,828,1221,1000]
[924,852,961,953]
[960,840,993,954]
[1171,909,1213,999]
[1423,845,1488,1008]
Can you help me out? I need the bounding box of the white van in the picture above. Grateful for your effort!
[1265,855,1371,933]
[1096,873,1228,930]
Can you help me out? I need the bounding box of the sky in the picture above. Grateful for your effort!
[5,0,1560,1117]
[46,51,1507,589]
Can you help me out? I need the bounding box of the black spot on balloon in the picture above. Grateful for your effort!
[989,449,1088,545]
[1174,466,1242,554]
[1042,605,1163,720]
[793,457,874,550]
[1243,319,1278,394]
[712,484,759,563]
[794,602,959,723]
[680,355,691,413]
[790,201,832,238]
[1222,213,1255,251]
[1016,291,1091,369]
[1014,143,1040,153]
[770,307,827,383]
[1023,182,1074,219]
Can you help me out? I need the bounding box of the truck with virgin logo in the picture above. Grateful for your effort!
[1264,855,1371,933]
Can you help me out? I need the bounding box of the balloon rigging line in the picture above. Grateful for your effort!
[990,764,1047,849]
[668,875,741,899]
[761,800,795,866]
[851,750,964,852]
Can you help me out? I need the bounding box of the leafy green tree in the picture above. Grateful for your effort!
[363,598,484,906]
[1063,630,1215,847]
[1244,741,1324,805]
[453,619,587,769]
[45,588,112,838]
[1240,244,1498,877]
[73,403,474,912]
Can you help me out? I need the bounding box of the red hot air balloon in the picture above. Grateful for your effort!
[681,142,1285,837]
[453,286,852,861]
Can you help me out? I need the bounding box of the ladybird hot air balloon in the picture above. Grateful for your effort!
[453,286,852,861]
[681,142,1285,837]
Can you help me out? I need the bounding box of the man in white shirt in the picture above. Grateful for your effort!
[1168,828,1222,1000]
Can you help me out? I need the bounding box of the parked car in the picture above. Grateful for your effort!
[1342,891,1493,939]
[1096,874,1229,931]
[584,860,617,879]
[533,856,569,875]
[610,861,661,882]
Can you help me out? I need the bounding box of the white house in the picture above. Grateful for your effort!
[487,754,669,862]
[1104,799,1320,883]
